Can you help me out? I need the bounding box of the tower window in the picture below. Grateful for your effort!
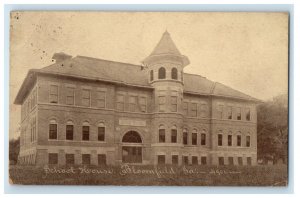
[171,67,178,80]
[158,67,166,79]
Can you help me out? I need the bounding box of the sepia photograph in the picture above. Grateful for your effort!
[9,11,288,186]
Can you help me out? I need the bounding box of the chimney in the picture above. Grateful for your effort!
[52,52,72,63]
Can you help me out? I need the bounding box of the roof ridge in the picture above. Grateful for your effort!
[76,55,142,68]
[183,72,206,79]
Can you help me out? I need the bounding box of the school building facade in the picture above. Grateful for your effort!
[14,31,259,166]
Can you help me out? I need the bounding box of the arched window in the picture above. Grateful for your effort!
[150,70,154,81]
[227,131,232,146]
[122,131,142,143]
[66,120,74,140]
[82,121,90,141]
[171,126,177,143]
[49,119,57,140]
[201,129,206,146]
[171,67,178,80]
[159,125,165,143]
[236,131,242,147]
[192,128,198,145]
[98,122,105,141]
[158,67,166,79]
[183,128,188,145]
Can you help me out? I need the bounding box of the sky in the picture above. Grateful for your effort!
[9,12,288,139]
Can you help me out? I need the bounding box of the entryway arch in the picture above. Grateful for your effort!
[122,131,143,163]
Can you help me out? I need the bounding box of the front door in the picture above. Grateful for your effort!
[121,131,143,164]
[122,146,142,163]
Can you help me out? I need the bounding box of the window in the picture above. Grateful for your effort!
[238,157,243,165]
[172,155,178,165]
[116,94,125,111]
[227,106,232,119]
[158,67,166,79]
[30,118,36,142]
[237,134,241,146]
[66,154,75,165]
[150,70,154,81]
[82,154,91,165]
[171,67,178,80]
[247,157,252,165]
[171,127,177,143]
[201,133,206,145]
[159,126,165,143]
[183,102,188,115]
[192,132,197,145]
[236,107,241,120]
[157,155,165,165]
[246,135,251,147]
[48,153,58,164]
[139,97,147,112]
[49,120,57,140]
[228,157,234,165]
[122,131,142,143]
[171,96,177,112]
[98,154,106,165]
[192,156,198,165]
[49,85,58,103]
[82,124,90,141]
[245,108,251,121]
[183,156,189,165]
[66,87,75,105]
[98,125,105,141]
[158,96,166,112]
[81,89,90,107]
[66,124,74,140]
[228,134,232,146]
[217,105,224,119]
[97,91,106,108]
[218,157,225,166]
[201,156,207,165]
[129,95,137,112]
[218,134,223,146]
[200,104,208,118]
[183,129,188,145]
[190,103,197,117]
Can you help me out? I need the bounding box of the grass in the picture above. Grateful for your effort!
[9,164,287,186]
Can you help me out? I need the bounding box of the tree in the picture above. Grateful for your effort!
[9,137,20,165]
[257,94,288,164]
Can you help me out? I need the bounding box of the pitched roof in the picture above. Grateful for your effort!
[14,55,260,104]
[150,31,182,56]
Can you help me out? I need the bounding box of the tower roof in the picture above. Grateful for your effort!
[143,31,190,66]
[150,31,182,56]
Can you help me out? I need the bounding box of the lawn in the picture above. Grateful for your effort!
[9,164,287,186]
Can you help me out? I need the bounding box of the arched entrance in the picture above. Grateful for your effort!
[122,131,142,163]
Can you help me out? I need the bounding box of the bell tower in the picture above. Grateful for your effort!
[143,31,190,164]
[143,31,190,114]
